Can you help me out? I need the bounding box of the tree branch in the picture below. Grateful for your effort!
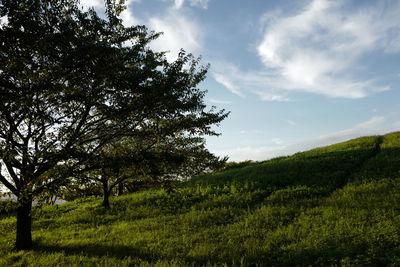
[0,164,17,194]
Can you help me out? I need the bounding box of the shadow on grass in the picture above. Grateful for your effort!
[34,242,157,262]
[33,242,218,265]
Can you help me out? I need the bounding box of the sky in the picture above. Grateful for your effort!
[81,0,400,161]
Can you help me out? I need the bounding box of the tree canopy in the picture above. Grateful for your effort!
[0,0,228,250]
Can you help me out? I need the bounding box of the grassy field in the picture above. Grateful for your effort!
[1,132,400,266]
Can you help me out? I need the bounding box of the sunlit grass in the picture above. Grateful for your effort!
[1,132,400,266]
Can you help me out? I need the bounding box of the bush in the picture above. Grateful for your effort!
[0,200,18,215]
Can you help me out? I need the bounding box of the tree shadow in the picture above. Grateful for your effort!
[34,242,159,262]
[33,241,219,265]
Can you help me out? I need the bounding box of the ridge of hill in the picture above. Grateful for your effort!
[1,132,400,266]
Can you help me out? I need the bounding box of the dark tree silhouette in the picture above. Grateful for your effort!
[0,0,228,250]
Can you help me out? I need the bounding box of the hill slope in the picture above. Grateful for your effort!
[1,132,400,266]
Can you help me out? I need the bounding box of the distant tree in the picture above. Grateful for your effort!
[0,0,228,250]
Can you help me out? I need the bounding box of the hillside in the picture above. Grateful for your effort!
[1,132,400,266]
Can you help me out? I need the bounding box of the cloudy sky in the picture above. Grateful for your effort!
[82,0,400,161]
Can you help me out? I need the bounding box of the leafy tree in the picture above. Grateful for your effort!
[0,0,227,250]
[81,138,149,209]
[80,135,226,209]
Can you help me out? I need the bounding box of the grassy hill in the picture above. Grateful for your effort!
[1,132,400,266]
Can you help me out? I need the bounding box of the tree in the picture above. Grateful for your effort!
[84,135,227,209]
[0,0,228,250]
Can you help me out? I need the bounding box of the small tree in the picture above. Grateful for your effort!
[0,0,227,250]
[82,135,226,209]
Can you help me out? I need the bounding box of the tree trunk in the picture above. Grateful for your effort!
[15,196,33,250]
[102,180,110,209]
[117,182,124,196]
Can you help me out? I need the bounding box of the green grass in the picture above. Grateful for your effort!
[185,135,382,190]
[1,132,400,266]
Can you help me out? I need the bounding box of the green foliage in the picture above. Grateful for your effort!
[1,132,400,265]
[0,199,18,216]
[0,0,228,248]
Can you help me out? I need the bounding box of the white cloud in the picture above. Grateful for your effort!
[119,6,139,27]
[149,9,202,62]
[79,0,104,9]
[211,61,289,101]
[79,0,139,26]
[173,0,185,9]
[214,0,399,100]
[213,72,244,97]
[79,0,204,62]
[256,0,400,99]
[163,0,210,9]
[254,91,291,102]
[80,0,203,61]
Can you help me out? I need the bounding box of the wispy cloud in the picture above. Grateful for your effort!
[214,0,399,100]
[149,8,202,62]
[211,61,289,101]
[163,0,210,9]
[286,120,297,126]
[212,72,244,97]
[172,0,185,9]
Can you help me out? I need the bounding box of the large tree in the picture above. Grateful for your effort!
[0,0,228,250]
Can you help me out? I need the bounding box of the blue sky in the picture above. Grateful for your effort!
[82,0,400,161]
